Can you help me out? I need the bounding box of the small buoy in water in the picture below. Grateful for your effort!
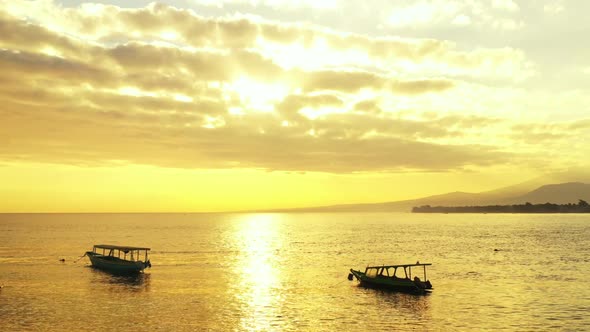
[347,273,354,281]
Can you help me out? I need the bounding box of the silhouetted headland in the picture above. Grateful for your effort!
[412,200,590,213]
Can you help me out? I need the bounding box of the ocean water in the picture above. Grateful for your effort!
[0,213,588,331]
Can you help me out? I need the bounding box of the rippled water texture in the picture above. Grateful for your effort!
[1,213,589,331]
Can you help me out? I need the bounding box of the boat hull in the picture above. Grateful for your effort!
[86,251,148,274]
[350,269,432,294]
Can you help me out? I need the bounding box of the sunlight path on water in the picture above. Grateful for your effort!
[231,214,285,331]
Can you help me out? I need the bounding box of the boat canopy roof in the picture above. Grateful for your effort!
[94,244,150,251]
[366,263,431,269]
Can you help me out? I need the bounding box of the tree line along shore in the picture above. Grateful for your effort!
[412,200,590,213]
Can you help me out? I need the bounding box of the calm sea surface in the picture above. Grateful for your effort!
[0,213,588,331]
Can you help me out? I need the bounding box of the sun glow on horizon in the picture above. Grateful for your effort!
[0,161,543,213]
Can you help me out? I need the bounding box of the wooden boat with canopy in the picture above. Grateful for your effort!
[85,244,151,274]
[349,263,433,294]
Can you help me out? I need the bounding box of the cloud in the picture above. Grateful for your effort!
[0,98,510,172]
[389,78,455,95]
[567,119,590,130]
[386,1,452,27]
[0,1,534,80]
[543,1,564,14]
[190,0,339,10]
[354,99,380,113]
[383,0,523,31]
[492,0,519,12]
[277,93,343,116]
[0,49,111,85]
[0,1,541,173]
[510,119,590,144]
[452,14,471,26]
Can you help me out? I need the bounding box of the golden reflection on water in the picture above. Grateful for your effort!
[232,214,284,331]
[372,290,431,319]
[87,268,151,293]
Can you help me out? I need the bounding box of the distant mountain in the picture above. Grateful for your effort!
[266,181,590,213]
[510,182,590,204]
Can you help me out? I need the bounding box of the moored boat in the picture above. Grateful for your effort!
[85,244,151,274]
[349,262,433,294]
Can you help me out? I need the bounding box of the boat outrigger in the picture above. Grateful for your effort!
[84,244,151,274]
[349,263,433,294]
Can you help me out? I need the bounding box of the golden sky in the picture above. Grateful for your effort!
[1,0,589,212]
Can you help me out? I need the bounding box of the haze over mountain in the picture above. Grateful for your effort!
[265,171,590,212]
[511,183,590,205]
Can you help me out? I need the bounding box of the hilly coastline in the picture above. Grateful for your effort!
[412,200,590,213]
[262,181,590,213]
